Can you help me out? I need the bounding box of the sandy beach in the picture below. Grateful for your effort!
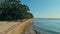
[0,19,34,34]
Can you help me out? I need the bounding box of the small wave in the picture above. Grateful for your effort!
[32,25,60,34]
[42,29,60,34]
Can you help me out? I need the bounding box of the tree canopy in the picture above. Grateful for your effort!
[0,0,33,21]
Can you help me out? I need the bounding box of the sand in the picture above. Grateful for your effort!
[0,19,34,34]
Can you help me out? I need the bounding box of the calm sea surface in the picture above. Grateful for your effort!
[33,18,60,34]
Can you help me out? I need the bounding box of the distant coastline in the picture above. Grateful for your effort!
[34,18,60,20]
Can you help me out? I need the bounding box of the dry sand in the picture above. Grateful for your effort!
[0,19,35,34]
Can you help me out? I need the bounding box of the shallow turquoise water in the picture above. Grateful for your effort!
[33,18,60,34]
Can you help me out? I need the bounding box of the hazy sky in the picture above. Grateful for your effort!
[21,0,60,18]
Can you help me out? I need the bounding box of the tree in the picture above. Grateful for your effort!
[0,0,33,21]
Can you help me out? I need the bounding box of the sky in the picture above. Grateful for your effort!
[21,0,60,18]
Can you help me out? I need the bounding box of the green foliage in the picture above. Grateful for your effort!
[22,12,33,19]
[0,0,33,21]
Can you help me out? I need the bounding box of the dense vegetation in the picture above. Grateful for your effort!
[0,0,33,21]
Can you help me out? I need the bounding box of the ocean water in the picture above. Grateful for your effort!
[33,18,60,34]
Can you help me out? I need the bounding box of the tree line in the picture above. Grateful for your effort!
[0,0,33,21]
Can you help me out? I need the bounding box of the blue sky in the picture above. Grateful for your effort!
[21,0,60,18]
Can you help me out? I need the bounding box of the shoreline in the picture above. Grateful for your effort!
[0,19,36,34]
